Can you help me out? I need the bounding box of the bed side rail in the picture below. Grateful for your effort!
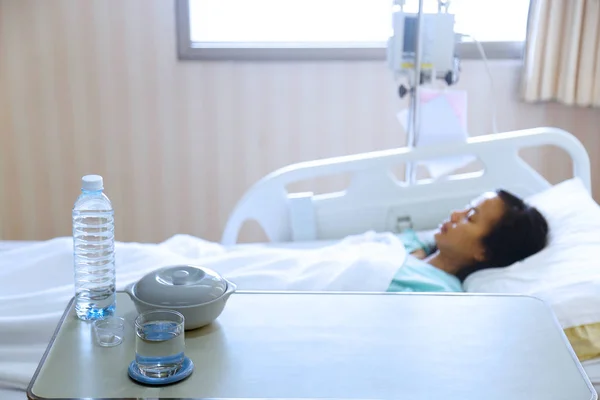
[221,127,590,245]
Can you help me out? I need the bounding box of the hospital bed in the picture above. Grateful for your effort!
[2,127,600,399]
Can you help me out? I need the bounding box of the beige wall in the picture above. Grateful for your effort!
[1,0,599,243]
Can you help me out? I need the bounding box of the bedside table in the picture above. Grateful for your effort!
[28,291,596,399]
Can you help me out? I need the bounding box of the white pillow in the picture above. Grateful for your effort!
[464,177,600,331]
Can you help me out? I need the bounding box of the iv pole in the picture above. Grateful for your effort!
[404,0,424,184]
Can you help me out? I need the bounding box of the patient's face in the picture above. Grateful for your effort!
[434,192,506,267]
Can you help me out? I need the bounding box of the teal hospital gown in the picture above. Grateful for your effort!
[386,229,463,293]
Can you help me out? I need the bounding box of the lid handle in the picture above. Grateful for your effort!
[172,270,190,285]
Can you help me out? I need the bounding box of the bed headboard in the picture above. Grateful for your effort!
[221,127,591,245]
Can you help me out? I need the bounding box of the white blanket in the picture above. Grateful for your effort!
[0,232,406,391]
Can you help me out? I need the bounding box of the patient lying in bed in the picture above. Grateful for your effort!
[387,190,549,292]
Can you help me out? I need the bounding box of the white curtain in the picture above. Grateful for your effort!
[521,0,600,107]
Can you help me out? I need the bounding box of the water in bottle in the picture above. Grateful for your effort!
[73,175,116,320]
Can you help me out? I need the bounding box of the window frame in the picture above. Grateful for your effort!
[175,0,525,61]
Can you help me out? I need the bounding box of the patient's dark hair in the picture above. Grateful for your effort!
[456,190,549,282]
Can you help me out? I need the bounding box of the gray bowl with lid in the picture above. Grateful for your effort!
[124,265,237,330]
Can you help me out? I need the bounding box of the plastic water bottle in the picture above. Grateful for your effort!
[73,175,116,320]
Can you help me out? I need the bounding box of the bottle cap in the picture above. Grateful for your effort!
[82,175,104,191]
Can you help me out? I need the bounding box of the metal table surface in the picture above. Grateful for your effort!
[28,291,596,400]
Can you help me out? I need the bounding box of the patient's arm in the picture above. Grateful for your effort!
[398,228,431,260]
[410,249,427,260]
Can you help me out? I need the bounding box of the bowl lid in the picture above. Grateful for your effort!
[134,265,228,307]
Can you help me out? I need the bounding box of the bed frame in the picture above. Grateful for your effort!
[221,127,591,245]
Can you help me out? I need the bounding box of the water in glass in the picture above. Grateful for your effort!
[134,310,185,378]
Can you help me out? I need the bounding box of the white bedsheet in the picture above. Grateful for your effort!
[0,232,406,391]
[0,387,24,400]
[4,234,600,395]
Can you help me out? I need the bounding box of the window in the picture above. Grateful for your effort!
[176,0,530,60]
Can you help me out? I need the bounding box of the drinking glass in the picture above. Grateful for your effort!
[134,310,185,378]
